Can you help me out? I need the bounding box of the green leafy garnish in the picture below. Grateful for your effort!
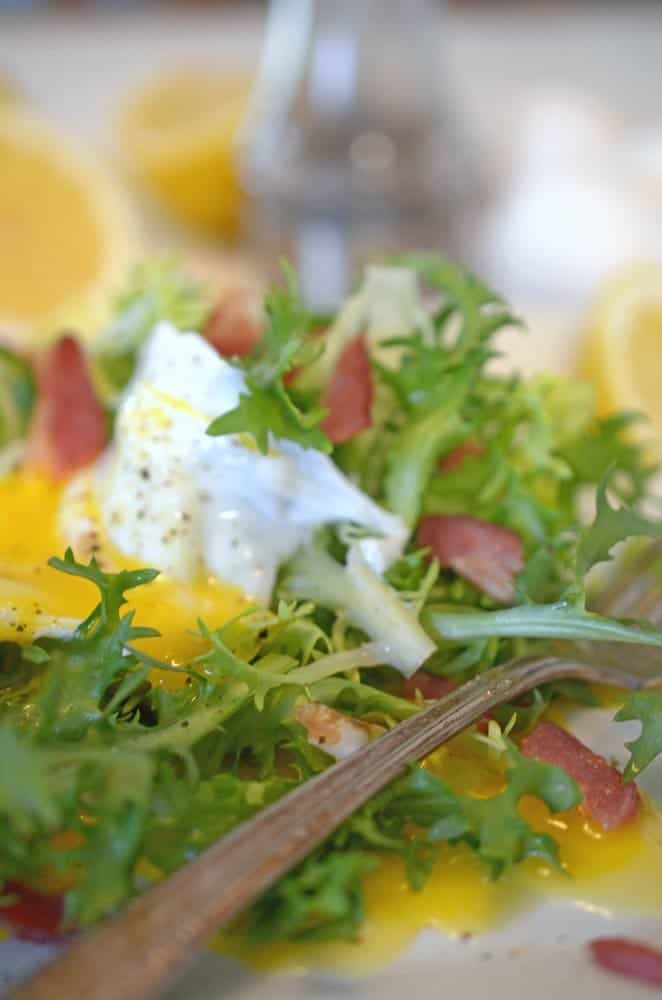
[280,532,435,676]
[248,851,377,943]
[380,257,518,526]
[576,476,662,590]
[0,346,35,471]
[424,475,662,649]
[207,269,331,453]
[423,601,662,647]
[616,691,662,779]
[92,257,209,396]
[246,741,579,942]
[11,550,160,740]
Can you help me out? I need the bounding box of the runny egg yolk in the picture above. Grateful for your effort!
[219,737,662,972]
[0,473,250,685]
[4,473,662,972]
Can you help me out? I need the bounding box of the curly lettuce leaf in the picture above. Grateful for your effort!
[0,551,160,740]
[615,690,662,779]
[378,258,518,526]
[245,740,580,943]
[576,477,662,589]
[280,534,435,676]
[0,347,35,448]
[248,850,378,943]
[207,269,331,454]
[92,257,209,396]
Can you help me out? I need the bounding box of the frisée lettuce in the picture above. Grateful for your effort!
[2,255,662,951]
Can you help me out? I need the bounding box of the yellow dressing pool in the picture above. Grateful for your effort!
[0,473,250,683]
[218,737,662,973]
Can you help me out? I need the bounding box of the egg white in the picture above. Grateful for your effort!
[64,322,408,603]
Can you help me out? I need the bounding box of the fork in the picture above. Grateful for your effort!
[10,545,662,1000]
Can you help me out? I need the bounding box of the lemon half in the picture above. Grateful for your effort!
[582,262,662,448]
[119,67,251,238]
[0,110,140,346]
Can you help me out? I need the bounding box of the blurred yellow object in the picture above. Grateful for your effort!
[0,75,21,110]
[582,262,662,444]
[119,68,251,239]
[0,110,140,346]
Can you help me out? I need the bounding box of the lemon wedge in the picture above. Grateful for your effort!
[118,67,251,238]
[582,262,662,446]
[0,111,140,346]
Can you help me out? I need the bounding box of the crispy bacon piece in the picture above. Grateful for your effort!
[25,335,107,478]
[416,514,524,604]
[438,440,483,473]
[294,702,369,761]
[590,937,662,987]
[320,334,373,444]
[402,670,458,701]
[204,289,262,358]
[521,721,640,830]
[0,882,64,943]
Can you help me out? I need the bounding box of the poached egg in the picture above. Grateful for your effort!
[1,321,408,672]
[81,321,407,603]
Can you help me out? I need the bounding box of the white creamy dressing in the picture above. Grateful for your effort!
[82,322,408,603]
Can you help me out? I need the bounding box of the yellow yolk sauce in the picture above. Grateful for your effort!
[0,473,250,684]
[4,473,662,972]
[219,734,662,973]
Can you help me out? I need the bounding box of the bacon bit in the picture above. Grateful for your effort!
[416,514,524,604]
[294,702,369,760]
[521,721,640,830]
[402,670,458,701]
[438,440,484,473]
[320,334,373,444]
[203,289,262,358]
[25,335,107,478]
[0,882,65,943]
[295,702,344,745]
[590,937,662,987]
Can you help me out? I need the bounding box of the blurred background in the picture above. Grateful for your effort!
[2,0,662,389]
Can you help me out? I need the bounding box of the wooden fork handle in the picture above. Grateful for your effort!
[9,654,639,1000]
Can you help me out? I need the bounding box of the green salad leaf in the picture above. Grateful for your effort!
[92,257,209,397]
[616,690,662,779]
[423,474,662,649]
[207,269,331,454]
[248,850,378,943]
[0,346,35,472]
[379,257,518,527]
[576,477,662,589]
[245,740,580,942]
